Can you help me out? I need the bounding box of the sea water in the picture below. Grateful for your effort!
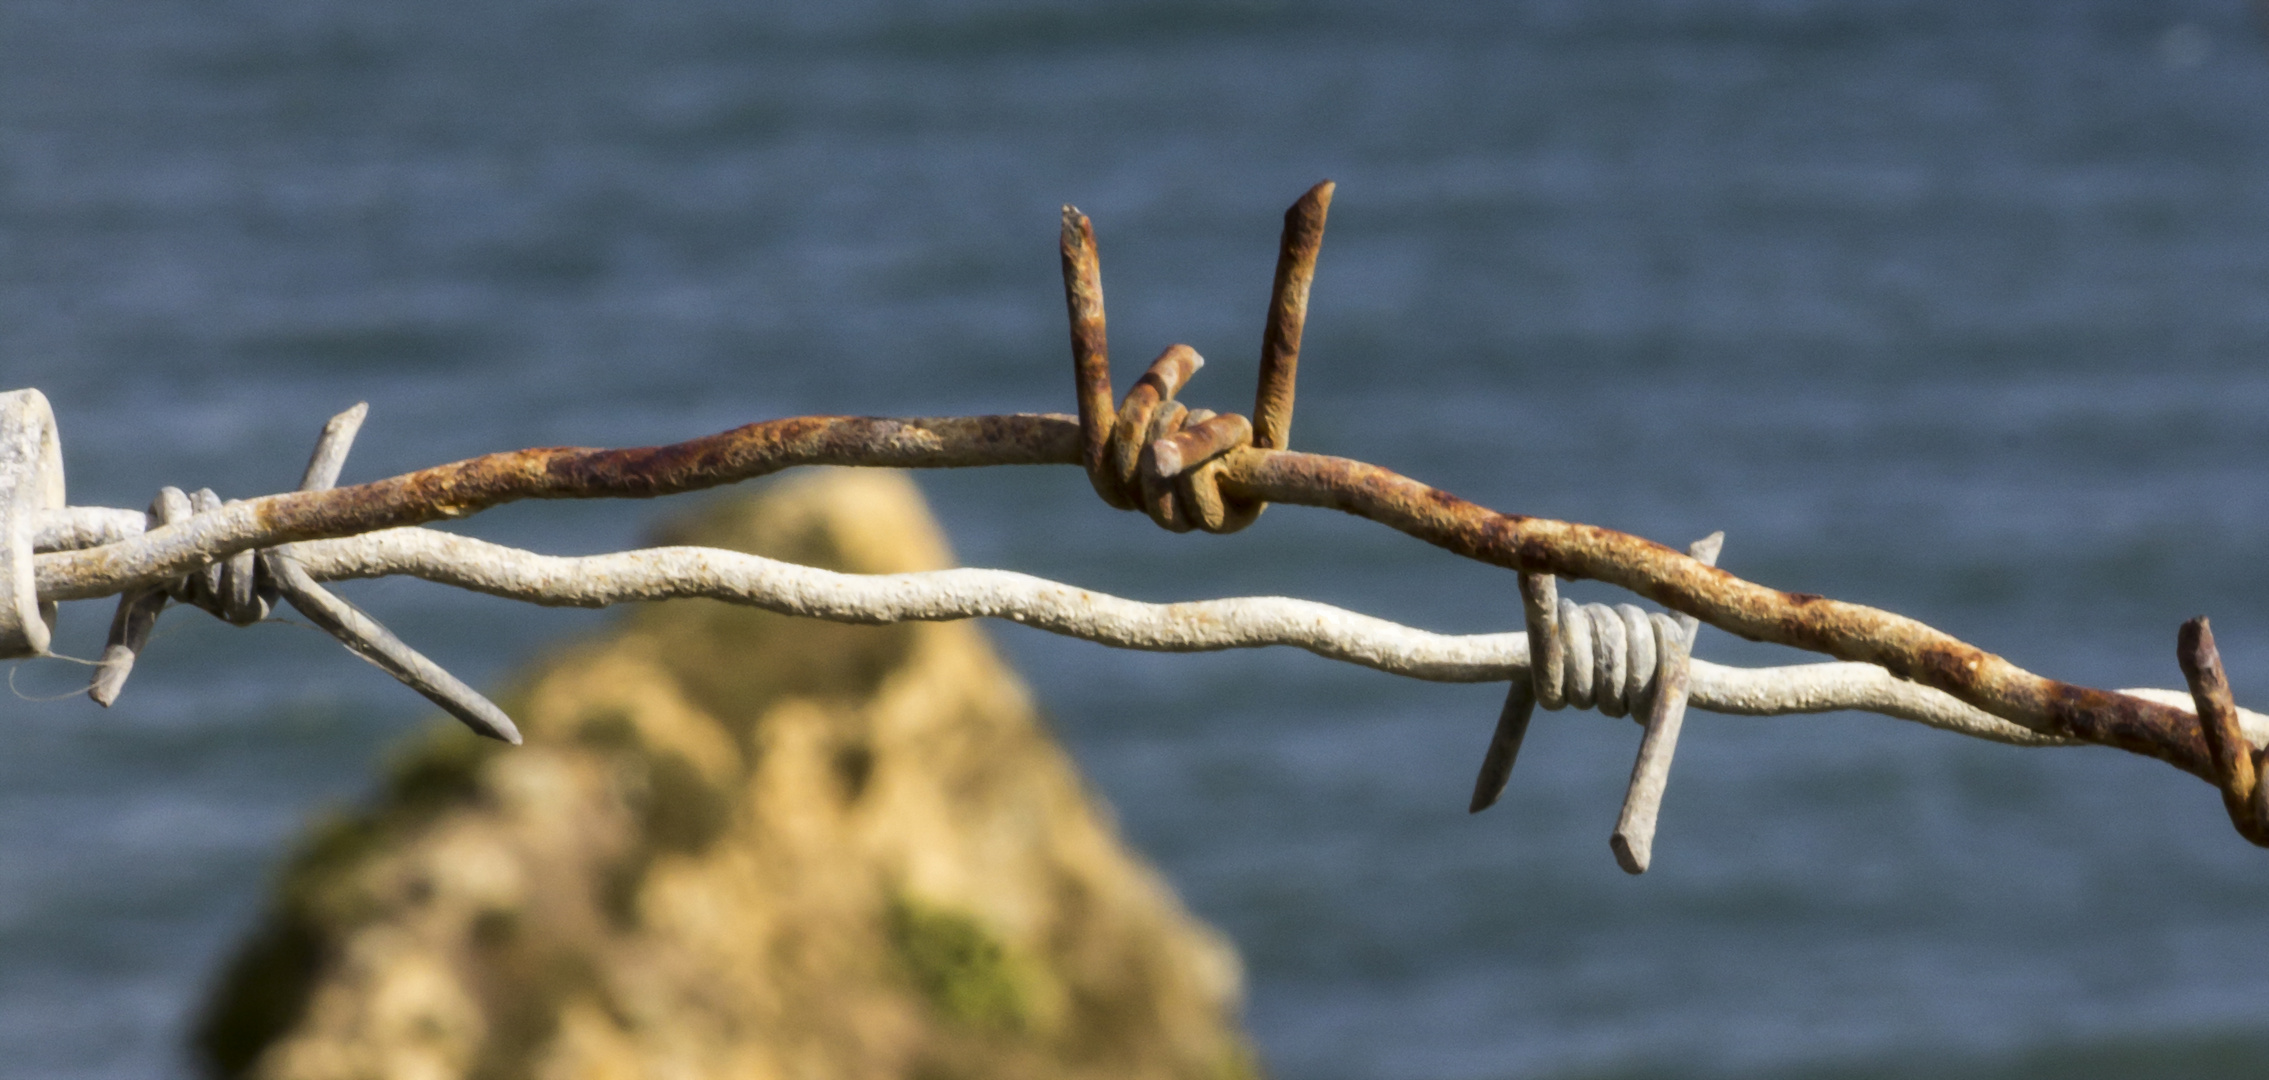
[4,1,2269,1076]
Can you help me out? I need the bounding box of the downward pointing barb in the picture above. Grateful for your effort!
[1612,530,1724,875]
[84,402,521,744]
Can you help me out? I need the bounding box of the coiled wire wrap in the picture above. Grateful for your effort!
[82,405,521,744]
[154,486,274,625]
[1469,534,1724,879]
[1535,599,1686,720]
[88,487,273,708]
[1470,590,1696,817]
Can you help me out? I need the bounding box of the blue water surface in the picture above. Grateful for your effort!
[5,1,2269,1076]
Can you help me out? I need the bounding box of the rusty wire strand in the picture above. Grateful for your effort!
[9,183,2260,850]
[19,395,2238,813]
[2179,617,2266,843]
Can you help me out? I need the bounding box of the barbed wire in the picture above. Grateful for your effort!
[5,183,2262,867]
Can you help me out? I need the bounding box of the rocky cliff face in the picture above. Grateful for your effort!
[197,470,1257,1080]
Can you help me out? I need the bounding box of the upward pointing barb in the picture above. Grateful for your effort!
[1058,183,1336,534]
[1254,180,1333,452]
[1059,206,1116,507]
[2179,616,2265,844]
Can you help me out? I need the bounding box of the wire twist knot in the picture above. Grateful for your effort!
[144,487,275,625]
[1060,181,1333,533]
[72,404,521,743]
[1084,343,1263,533]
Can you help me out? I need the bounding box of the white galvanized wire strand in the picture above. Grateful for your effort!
[235,524,2266,751]
[25,494,2265,752]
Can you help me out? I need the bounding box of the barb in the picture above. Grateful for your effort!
[2179,617,2265,843]
[1061,207,1119,507]
[6,183,2263,854]
[1254,180,1332,452]
[263,553,520,744]
[1612,531,1722,874]
[82,402,520,743]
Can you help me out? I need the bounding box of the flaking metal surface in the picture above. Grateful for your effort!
[16,183,2262,851]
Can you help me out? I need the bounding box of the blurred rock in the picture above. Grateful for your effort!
[196,469,1257,1080]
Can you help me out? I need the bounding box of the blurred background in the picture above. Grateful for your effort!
[6,0,2269,1076]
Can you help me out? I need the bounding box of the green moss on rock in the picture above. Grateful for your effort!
[888,893,1031,1033]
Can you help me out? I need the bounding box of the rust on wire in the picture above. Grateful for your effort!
[1136,400,1196,533]
[29,181,2266,848]
[1253,180,1332,451]
[1060,207,1119,507]
[1107,344,1206,504]
[1210,445,2220,789]
[2179,617,2266,842]
[1177,453,1261,535]
[39,414,1082,600]
[1150,413,1252,482]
